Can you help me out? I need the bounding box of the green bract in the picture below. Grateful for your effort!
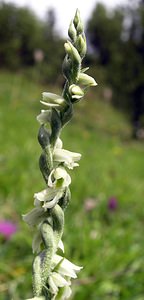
[23,8,96,300]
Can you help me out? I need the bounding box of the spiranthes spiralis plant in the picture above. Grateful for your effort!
[23,8,97,300]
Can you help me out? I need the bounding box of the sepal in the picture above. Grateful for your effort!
[50,109,62,146]
[38,125,50,150]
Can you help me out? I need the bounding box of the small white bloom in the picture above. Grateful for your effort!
[34,187,64,210]
[47,254,82,299]
[69,84,84,100]
[52,254,83,279]
[54,148,81,169]
[41,92,66,110]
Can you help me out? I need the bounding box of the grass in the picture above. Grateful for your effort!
[0,71,144,300]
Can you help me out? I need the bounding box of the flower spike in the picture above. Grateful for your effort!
[23,9,96,300]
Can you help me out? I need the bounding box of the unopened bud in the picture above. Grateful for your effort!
[41,92,66,109]
[78,73,97,87]
[62,56,72,80]
[64,41,81,65]
[76,20,84,35]
[76,34,87,58]
[68,20,77,42]
[73,9,80,29]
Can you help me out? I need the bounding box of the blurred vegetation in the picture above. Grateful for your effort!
[0,2,65,84]
[86,0,144,136]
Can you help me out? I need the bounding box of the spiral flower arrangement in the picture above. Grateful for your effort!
[23,9,97,300]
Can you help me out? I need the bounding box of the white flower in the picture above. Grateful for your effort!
[52,255,83,279]
[40,92,66,110]
[53,138,81,169]
[69,84,84,100]
[48,167,71,188]
[54,148,81,169]
[34,187,64,210]
[48,255,82,300]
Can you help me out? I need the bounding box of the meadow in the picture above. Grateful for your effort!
[0,71,144,300]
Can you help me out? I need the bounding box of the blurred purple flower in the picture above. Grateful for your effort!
[0,220,17,239]
[108,197,118,211]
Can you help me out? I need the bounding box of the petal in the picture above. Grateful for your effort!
[54,149,81,162]
[52,255,82,279]
[34,188,58,202]
[54,149,81,169]
[22,208,45,226]
[26,297,45,300]
[40,101,60,108]
[51,254,64,269]
[50,167,71,188]
[78,73,97,86]
[55,138,63,149]
[58,240,65,252]
[48,275,58,294]
[32,230,42,253]
[42,92,65,105]
[37,110,51,124]
[42,189,64,209]
[58,257,83,278]
[61,286,72,299]
[51,272,70,288]
[54,167,67,180]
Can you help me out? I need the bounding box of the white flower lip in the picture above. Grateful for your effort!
[48,167,71,188]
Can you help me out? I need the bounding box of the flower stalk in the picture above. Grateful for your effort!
[23,9,97,300]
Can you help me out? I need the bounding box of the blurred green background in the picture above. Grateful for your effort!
[0,0,144,299]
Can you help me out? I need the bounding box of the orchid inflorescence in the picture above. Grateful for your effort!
[23,9,97,300]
